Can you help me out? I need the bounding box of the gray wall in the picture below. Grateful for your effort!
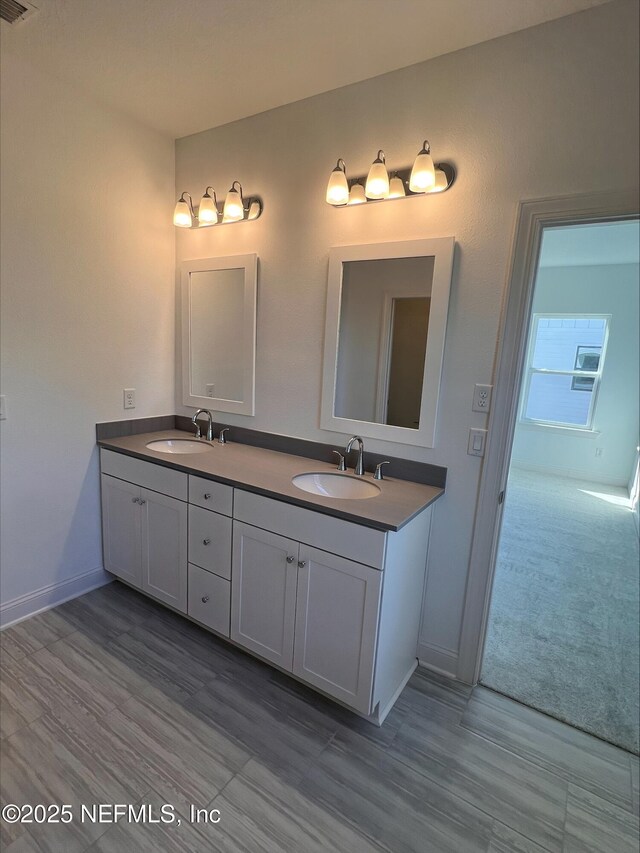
[171,0,638,676]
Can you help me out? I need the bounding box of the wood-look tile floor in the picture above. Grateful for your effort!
[1,583,638,853]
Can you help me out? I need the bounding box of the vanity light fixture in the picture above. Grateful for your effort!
[197,187,219,225]
[325,137,455,208]
[173,181,263,227]
[409,140,435,192]
[222,181,245,223]
[348,182,367,205]
[365,150,390,199]
[388,173,406,198]
[173,192,195,228]
[326,159,349,206]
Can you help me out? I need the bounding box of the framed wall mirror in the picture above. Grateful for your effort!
[181,254,257,415]
[321,238,454,447]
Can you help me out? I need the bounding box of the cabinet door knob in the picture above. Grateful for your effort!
[298,560,307,568]
[203,538,211,545]
[201,595,210,603]
[286,555,295,563]
[203,493,212,500]
[138,499,146,505]
[132,497,139,503]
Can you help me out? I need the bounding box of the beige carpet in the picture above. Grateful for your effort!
[481,467,639,753]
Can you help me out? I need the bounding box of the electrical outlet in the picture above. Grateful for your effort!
[472,384,493,413]
[206,384,215,398]
[468,428,487,457]
[0,395,6,420]
[595,447,603,457]
[123,388,136,409]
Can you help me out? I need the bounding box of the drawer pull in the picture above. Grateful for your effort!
[203,538,211,545]
[298,560,307,568]
[201,595,210,603]
[286,555,295,563]
[203,493,212,500]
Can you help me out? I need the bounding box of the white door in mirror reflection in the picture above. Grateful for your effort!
[190,268,245,402]
[334,257,433,429]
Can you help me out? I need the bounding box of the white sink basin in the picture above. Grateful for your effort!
[146,439,213,455]
[292,472,380,500]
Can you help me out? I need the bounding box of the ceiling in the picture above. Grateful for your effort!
[1,0,611,139]
[539,220,640,267]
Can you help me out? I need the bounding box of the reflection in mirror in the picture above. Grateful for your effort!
[190,268,245,401]
[321,238,454,447]
[335,257,434,429]
[181,254,257,416]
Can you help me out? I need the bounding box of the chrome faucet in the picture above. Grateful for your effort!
[191,409,214,441]
[346,435,365,476]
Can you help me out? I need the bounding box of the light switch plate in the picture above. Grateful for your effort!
[472,383,493,413]
[468,428,487,457]
[0,395,6,420]
[206,384,215,398]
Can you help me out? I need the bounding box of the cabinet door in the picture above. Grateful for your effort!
[140,488,188,613]
[101,474,142,588]
[230,522,298,671]
[293,546,382,714]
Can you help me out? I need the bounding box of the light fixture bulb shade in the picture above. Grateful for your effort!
[198,193,218,224]
[348,183,366,205]
[431,169,448,192]
[173,199,193,227]
[409,148,435,192]
[388,175,406,198]
[223,187,244,222]
[247,200,261,220]
[365,160,389,199]
[326,165,349,205]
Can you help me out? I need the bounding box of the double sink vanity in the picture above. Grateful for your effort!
[98,426,444,723]
[98,234,454,723]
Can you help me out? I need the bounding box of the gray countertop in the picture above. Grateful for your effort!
[98,430,444,532]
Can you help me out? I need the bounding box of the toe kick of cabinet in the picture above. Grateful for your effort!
[188,564,231,637]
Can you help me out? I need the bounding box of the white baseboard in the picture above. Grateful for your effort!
[0,566,111,629]
[416,640,459,679]
[511,460,628,487]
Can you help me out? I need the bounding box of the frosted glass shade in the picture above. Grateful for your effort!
[223,187,244,222]
[247,200,261,220]
[173,198,193,227]
[348,183,366,205]
[326,165,349,205]
[198,192,218,225]
[388,175,406,198]
[430,169,448,193]
[365,159,389,199]
[409,145,435,192]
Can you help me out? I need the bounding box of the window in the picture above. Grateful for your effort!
[521,315,609,429]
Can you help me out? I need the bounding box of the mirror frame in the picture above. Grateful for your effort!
[181,254,257,416]
[320,238,454,447]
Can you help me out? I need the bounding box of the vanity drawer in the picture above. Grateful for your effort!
[189,475,233,516]
[100,449,187,501]
[188,564,230,637]
[188,505,232,579]
[234,490,387,569]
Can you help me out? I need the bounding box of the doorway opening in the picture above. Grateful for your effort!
[481,218,640,753]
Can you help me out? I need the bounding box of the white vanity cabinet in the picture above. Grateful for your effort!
[100,448,435,724]
[230,523,298,669]
[100,451,188,612]
[232,489,431,720]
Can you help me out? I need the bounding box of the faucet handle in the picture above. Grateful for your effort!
[374,461,390,481]
[218,428,229,444]
[332,451,346,471]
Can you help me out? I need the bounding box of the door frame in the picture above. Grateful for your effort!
[457,189,639,685]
